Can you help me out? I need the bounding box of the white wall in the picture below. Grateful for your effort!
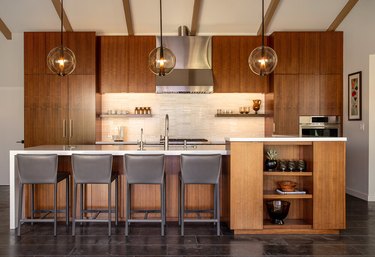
[0,33,24,185]
[338,0,375,200]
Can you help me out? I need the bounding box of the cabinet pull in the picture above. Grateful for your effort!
[69,119,73,138]
[63,120,67,138]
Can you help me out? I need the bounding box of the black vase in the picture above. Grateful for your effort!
[265,159,277,171]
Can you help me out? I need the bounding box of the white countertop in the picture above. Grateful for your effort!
[225,137,347,142]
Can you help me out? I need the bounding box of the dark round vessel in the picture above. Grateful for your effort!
[266,200,290,224]
[265,159,277,171]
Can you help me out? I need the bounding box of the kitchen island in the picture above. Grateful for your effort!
[10,137,346,235]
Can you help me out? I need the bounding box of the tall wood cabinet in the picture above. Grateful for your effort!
[24,32,96,147]
[98,36,155,93]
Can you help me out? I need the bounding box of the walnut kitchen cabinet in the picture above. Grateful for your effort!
[271,32,300,74]
[319,74,343,116]
[320,32,343,74]
[24,32,46,74]
[213,36,268,93]
[98,36,155,93]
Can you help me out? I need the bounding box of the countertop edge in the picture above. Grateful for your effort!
[225,137,348,142]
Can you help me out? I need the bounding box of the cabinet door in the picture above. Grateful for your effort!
[98,36,128,93]
[313,141,346,229]
[24,32,46,74]
[24,75,69,147]
[319,75,343,116]
[68,75,96,144]
[67,32,96,75]
[320,32,343,74]
[299,75,320,115]
[45,32,67,75]
[299,32,319,74]
[274,75,299,135]
[128,36,156,92]
[239,36,268,92]
[272,32,299,74]
[230,142,263,230]
[212,36,240,92]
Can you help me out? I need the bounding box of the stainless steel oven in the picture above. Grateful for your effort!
[299,116,341,137]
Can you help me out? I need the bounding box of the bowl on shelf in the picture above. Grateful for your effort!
[278,181,297,192]
[266,200,291,225]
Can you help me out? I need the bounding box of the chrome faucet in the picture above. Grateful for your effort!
[164,114,169,150]
[138,128,145,151]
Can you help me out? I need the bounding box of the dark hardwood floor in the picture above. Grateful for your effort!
[1,185,375,256]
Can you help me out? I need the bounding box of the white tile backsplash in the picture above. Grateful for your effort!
[101,93,265,142]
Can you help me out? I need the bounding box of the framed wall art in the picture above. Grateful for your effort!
[348,71,362,120]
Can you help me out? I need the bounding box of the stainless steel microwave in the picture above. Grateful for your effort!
[299,116,341,137]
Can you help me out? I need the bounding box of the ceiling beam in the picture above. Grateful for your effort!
[0,18,12,40]
[51,0,73,32]
[327,0,359,31]
[257,0,280,36]
[122,0,134,35]
[190,0,203,36]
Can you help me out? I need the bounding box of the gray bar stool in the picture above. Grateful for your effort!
[71,154,118,236]
[17,154,69,236]
[179,154,222,236]
[124,154,165,236]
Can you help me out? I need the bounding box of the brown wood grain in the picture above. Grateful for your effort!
[45,32,66,75]
[313,141,346,229]
[230,142,263,230]
[271,32,299,74]
[319,74,343,116]
[320,32,343,74]
[299,32,320,74]
[24,32,46,74]
[299,75,320,115]
[67,32,96,75]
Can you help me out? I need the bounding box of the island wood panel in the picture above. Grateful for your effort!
[273,75,299,135]
[24,75,69,147]
[319,74,343,116]
[24,32,46,74]
[230,142,263,230]
[212,36,241,92]
[299,75,320,115]
[68,75,96,144]
[272,32,299,74]
[299,32,319,74]
[127,36,155,93]
[98,36,128,93]
[320,32,343,74]
[66,32,96,75]
[313,141,346,229]
[239,36,268,92]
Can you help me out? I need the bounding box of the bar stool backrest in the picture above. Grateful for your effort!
[72,154,113,184]
[17,154,58,184]
[124,154,165,184]
[181,154,222,184]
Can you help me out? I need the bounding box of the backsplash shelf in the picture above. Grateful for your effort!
[99,114,152,118]
[215,114,268,117]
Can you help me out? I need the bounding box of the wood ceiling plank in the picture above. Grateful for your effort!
[190,0,202,36]
[327,0,359,31]
[122,0,134,35]
[51,0,73,32]
[0,18,12,40]
[257,0,280,36]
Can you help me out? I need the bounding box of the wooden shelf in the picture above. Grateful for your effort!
[263,191,312,199]
[215,114,268,117]
[99,114,152,118]
[264,171,312,176]
[263,219,312,229]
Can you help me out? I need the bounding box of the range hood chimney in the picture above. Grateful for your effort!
[155,26,214,94]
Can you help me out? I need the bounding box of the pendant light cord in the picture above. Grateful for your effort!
[159,0,164,57]
[61,0,64,47]
[261,0,264,54]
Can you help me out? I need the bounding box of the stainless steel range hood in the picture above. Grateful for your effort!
[155,36,213,94]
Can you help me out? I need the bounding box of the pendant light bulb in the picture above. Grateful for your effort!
[249,0,277,76]
[148,0,176,76]
[47,0,76,76]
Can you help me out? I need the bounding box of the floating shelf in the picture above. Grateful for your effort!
[99,114,152,118]
[215,114,268,117]
[263,219,312,229]
[263,191,312,199]
[263,171,312,176]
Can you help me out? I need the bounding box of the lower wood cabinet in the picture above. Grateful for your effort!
[229,140,346,234]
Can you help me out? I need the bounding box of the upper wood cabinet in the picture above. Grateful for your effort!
[319,74,343,116]
[98,36,155,93]
[213,36,268,93]
[298,75,320,115]
[320,32,343,74]
[24,32,46,74]
[299,32,320,74]
[67,32,96,75]
[271,32,300,74]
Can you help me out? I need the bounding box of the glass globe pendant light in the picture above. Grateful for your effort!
[148,0,176,76]
[47,0,76,76]
[248,0,277,76]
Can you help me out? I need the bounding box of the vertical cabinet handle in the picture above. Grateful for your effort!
[69,120,73,138]
[63,120,67,138]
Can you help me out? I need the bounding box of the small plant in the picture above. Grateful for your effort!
[266,149,278,160]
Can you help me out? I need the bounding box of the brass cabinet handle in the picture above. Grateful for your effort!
[63,120,66,138]
[69,119,73,138]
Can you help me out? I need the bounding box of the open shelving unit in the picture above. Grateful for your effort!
[99,114,152,118]
[215,113,268,117]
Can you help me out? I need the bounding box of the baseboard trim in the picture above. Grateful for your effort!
[346,187,371,201]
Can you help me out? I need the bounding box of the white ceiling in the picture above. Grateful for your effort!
[0,0,352,36]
